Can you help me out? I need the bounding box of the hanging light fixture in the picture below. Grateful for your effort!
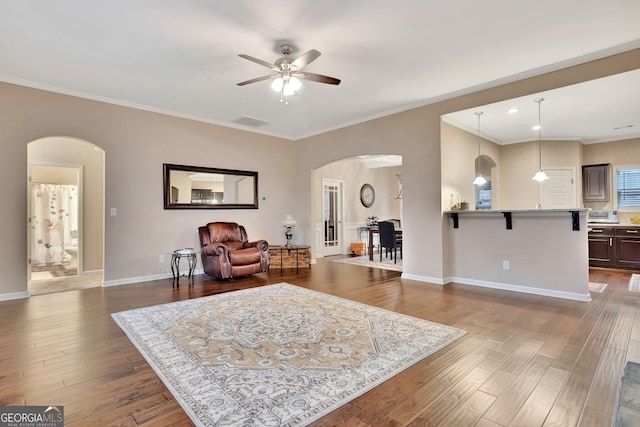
[473,111,487,185]
[270,70,301,104]
[532,98,549,182]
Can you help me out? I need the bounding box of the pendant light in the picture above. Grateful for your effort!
[473,111,487,185]
[532,98,549,182]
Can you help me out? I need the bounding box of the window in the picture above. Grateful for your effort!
[475,180,492,210]
[616,166,640,208]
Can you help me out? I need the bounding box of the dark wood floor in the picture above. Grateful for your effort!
[1,259,638,426]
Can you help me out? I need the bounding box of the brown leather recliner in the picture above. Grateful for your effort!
[198,222,269,279]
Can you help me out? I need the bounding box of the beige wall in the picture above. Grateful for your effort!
[443,128,639,218]
[313,160,402,228]
[498,140,583,209]
[583,137,640,220]
[0,84,297,297]
[31,165,77,185]
[441,119,586,210]
[300,106,446,281]
[499,141,539,209]
[441,121,501,210]
[1,48,639,299]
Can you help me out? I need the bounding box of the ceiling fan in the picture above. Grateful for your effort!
[237,44,341,103]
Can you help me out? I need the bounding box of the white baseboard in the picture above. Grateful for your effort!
[103,267,206,287]
[401,273,446,285]
[447,276,591,302]
[0,291,30,301]
[103,273,169,287]
[82,269,103,276]
[400,274,590,301]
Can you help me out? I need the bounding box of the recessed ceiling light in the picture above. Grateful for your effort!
[507,107,518,114]
[532,125,541,130]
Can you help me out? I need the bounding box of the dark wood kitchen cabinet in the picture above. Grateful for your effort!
[588,226,614,267]
[589,226,640,270]
[615,227,640,270]
[582,164,610,202]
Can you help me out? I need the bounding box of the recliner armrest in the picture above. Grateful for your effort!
[201,243,230,257]
[245,240,269,252]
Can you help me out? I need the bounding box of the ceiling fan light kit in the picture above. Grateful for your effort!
[237,44,341,104]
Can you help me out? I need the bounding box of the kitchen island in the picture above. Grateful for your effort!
[444,209,590,301]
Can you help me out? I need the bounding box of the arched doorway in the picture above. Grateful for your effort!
[27,137,105,295]
[311,155,403,260]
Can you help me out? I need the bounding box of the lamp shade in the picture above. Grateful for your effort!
[283,83,296,96]
[271,77,284,92]
[289,77,302,91]
[532,171,550,182]
[282,214,297,228]
[473,175,487,185]
[473,111,485,186]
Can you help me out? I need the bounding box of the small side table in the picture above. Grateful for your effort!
[171,248,197,285]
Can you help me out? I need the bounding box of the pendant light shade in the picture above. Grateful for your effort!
[473,175,487,185]
[532,171,549,182]
[473,111,487,185]
[532,98,549,182]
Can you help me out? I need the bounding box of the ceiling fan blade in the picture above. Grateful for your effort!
[300,72,341,85]
[236,75,276,86]
[238,54,279,71]
[290,49,321,70]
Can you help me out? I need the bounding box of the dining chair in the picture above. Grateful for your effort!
[378,221,402,263]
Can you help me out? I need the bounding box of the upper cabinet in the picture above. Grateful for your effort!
[582,164,610,202]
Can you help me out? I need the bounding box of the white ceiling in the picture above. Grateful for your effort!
[1,0,639,141]
[442,69,640,145]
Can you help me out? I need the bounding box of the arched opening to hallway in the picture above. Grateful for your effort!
[27,136,105,295]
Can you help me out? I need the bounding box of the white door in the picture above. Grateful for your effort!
[322,179,344,256]
[541,168,576,208]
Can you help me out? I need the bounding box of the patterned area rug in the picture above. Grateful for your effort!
[630,274,640,292]
[112,283,465,426]
[588,282,608,293]
[332,255,402,272]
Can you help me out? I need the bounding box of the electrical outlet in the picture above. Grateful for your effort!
[503,260,510,270]
[159,254,165,263]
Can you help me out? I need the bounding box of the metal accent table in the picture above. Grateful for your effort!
[171,248,197,284]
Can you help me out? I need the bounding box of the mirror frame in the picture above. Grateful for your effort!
[163,163,259,209]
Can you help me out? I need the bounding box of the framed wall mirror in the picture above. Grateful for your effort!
[163,163,258,209]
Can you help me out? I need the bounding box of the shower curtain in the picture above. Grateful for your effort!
[31,183,79,266]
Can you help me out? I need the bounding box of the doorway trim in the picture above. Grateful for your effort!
[322,178,345,256]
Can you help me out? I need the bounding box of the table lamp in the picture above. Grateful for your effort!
[282,214,297,255]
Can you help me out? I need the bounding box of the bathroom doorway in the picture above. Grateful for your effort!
[29,164,81,280]
[27,137,105,295]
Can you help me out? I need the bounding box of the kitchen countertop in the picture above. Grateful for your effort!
[588,223,640,227]
[444,208,588,213]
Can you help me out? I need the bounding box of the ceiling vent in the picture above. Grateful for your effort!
[233,116,271,127]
